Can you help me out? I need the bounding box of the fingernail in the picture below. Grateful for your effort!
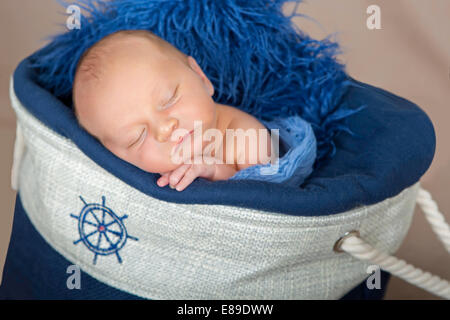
[169,185,175,189]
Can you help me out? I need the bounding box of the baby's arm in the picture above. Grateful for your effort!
[230,115,272,171]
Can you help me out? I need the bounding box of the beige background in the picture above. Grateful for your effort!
[0,0,449,299]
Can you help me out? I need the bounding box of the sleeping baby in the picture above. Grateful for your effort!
[72,29,274,191]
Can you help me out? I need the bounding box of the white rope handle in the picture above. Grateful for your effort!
[416,188,450,253]
[335,187,450,299]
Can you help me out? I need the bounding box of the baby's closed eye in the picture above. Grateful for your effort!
[159,84,180,110]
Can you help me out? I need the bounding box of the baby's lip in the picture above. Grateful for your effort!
[177,129,194,145]
[171,129,194,158]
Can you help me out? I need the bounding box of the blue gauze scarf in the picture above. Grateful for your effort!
[229,114,316,186]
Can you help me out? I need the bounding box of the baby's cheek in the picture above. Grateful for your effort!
[140,146,179,174]
[108,146,130,164]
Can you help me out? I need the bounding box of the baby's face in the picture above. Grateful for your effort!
[73,32,217,174]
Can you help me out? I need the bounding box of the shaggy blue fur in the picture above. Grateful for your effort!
[28,0,365,169]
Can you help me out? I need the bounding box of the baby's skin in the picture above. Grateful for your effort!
[73,30,273,191]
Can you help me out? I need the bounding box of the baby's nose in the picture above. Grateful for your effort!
[156,118,179,143]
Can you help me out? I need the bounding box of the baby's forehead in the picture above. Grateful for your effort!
[78,32,157,70]
[96,30,165,54]
[75,30,184,83]
[73,31,187,122]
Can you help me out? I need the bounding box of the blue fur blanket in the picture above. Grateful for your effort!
[29,0,365,183]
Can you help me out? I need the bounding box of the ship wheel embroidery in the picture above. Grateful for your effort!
[70,195,138,265]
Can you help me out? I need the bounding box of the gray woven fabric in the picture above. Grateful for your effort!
[10,78,418,299]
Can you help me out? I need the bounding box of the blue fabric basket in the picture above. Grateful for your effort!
[0,0,435,299]
[0,59,434,299]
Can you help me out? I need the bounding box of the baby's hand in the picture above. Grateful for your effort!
[157,157,217,192]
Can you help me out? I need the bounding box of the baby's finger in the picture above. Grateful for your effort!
[168,163,192,188]
[174,166,202,191]
[157,172,170,187]
[157,176,168,187]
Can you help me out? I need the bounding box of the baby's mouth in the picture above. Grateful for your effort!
[171,129,194,158]
[177,129,194,146]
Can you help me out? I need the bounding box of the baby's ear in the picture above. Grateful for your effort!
[187,56,214,97]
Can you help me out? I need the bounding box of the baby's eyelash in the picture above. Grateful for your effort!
[162,85,180,109]
[128,128,146,148]
[165,96,177,107]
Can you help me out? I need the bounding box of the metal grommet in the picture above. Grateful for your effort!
[333,230,360,253]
